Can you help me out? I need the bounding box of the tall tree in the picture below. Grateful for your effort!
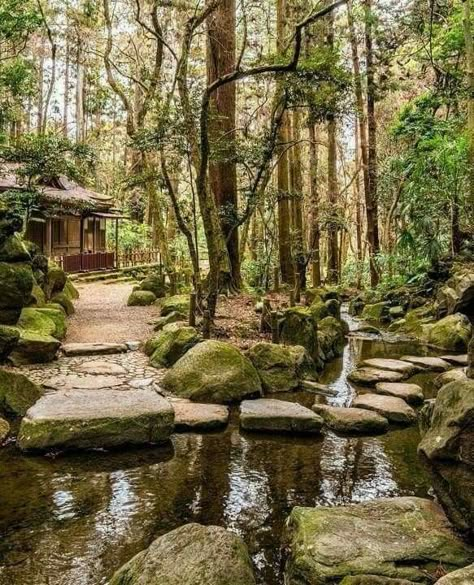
[463,0,474,217]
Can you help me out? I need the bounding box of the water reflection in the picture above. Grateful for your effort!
[0,318,434,585]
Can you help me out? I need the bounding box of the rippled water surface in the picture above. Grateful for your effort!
[0,313,437,585]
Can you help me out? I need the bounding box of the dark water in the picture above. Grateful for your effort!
[0,314,437,585]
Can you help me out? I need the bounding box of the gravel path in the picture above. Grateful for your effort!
[66,281,158,344]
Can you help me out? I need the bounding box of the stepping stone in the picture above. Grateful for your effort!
[75,360,128,375]
[18,389,174,451]
[284,497,473,585]
[348,367,406,385]
[352,394,417,424]
[240,399,323,434]
[173,401,230,432]
[440,354,468,367]
[361,358,419,375]
[312,403,388,435]
[374,382,424,405]
[400,355,451,372]
[62,342,128,357]
[46,374,123,390]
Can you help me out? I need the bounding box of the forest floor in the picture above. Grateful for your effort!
[66,281,157,344]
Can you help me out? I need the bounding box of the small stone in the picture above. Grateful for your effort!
[400,355,451,372]
[240,398,323,434]
[62,342,128,356]
[75,361,128,375]
[312,403,389,435]
[129,378,154,388]
[348,367,407,385]
[173,401,230,431]
[374,382,424,405]
[352,394,417,424]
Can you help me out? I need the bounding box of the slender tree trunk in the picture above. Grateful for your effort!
[364,0,380,286]
[63,27,70,137]
[37,35,45,133]
[463,0,474,217]
[291,109,306,289]
[207,0,240,289]
[308,122,321,287]
[75,40,84,142]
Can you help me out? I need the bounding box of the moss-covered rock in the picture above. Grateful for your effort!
[160,294,190,317]
[0,369,43,416]
[468,335,474,379]
[284,497,474,585]
[0,325,20,361]
[287,345,317,380]
[109,523,256,585]
[44,265,67,299]
[402,305,436,337]
[0,416,9,442]
[389,305,405,320]
[9,330,61,365]
[20,307,67,340]
[427,313,472,352]
[361,302,390,323]
[162,340,262,403]
[305,287,339,304]
[127,290,157,306]
[51,291,75,315]
[0,233,31,263]
[435,563,474,584]
[280,307,319,361]
[29,282,46,307]
[437,268,474,317]
[325,298,341,320]
[308,300,329,322]
[317,316,346,361]
[140,273,167,298]
[63,278,80,300]
[247,342,299,393]
[153,311,186,331]
[349,296,365,316]
[148,325,201,368]
[0,262,34,324]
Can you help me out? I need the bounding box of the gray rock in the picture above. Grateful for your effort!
[348,367,407,385]
[284,497,474,585]
[435,564,474,584]
[240,398,323,434]
[400,355,451,372]
[75,360,128,375]
[62,342,128,356]
[173,401,230,432]
[18,389,174,451]
[435,369,468,389]
[247,342,299,393]
[312,403,389,435]
[352,394,417,424]
[360,358,419,375]
[374,382,424,405]
[109,523,256,585]
[46,374,124,390]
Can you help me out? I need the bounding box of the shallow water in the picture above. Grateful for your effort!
[0,312,438,585]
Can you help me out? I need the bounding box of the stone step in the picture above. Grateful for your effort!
[312,403,389,435]
[400,355,452,372]
[172,400,230,432]
[18,388,175,451]
[352,393,417,424]
[61,342,129,356]
[240,398,323,434]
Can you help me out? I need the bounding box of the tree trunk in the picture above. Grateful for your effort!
[207,0,240,289]
[463,0,474,217]
[364,0,380,286]
[63,26,70,137]
[37,35,45,133]
[75,40,84,142]
[291,110,306,289]
[308,122,321,287]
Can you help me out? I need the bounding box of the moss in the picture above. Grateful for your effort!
[45,264,67,299]
[0,369,43,416]
[33,307,67,340]
[140,273,167,298]
[17,308,57,337]
[162,340,262,403]
[280,307,319,361]
[127,290,157,306]
[0,325,20,361]
[0,262,34,314]
[9,330,61,365]
[29,282,46,307]
[427,313,472,351]
[361,302,390,323]
[317,316,346,361]
[0,234,31,262]
[160,294,190,317]
[247,342,299,393]
[0,417,9,442]
[149,326,201,368]
[308,300,329,322]
[51,291,75,315]
[63,279,80,300]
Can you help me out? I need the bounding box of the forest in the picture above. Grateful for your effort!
[0,0,474,585]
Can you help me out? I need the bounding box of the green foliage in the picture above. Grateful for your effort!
[0,0,40,46]
[107,220,151,252]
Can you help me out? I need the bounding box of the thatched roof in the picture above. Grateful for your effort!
[0,163,115,212]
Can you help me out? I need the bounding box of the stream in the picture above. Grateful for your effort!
[0,310,439,585]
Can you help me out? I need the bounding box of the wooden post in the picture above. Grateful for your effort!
[289,289,295,307]
[271,311,279,344]
[189,292,197,327]
[273,266,280,292]
[203,310,211,339]
[260,298,272,333]
[114,218,119,269]
[295,272,301,303]
[170,273,177,296]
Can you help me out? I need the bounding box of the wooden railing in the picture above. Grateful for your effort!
[116,248,161,268]
[55,252,116,273]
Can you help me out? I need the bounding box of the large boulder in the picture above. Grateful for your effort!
[247,342,299,393]
[18,389,174,451]
[0,325,20,361]
[127,290,157,307]
[160,294,190,317]
[108,523,256,585]
[317,316,346,361]
[280,307,319,362]
[51,291,75,315]
[284,497,474,584]
[148,325,201,368]
[8,330,61,364]
[0,233,31,263]
[0,369,43,416]
[140,273,167,298]
[63,278,80,300]
[435,564,474,584]
[0,262,34,324]
[161,340,262,404]
[44,265,67,300]
[437,268,474,318]
[419,379,474,538]
[17,307,66,340]
[427,313,472,352]
[361,302,390,323]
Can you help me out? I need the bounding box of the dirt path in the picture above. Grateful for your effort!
[66,281,158,344]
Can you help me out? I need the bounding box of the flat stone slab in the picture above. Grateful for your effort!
[312,403,388,435]
[75,360,128,375]
[352,394,417,424]
[348,367,407,385]
[18,389,174,451]
[128,378,154,388]
[374,382,424,405]
[62,342,128,357]
[361,358,419,375]
[46,374,123,390]
[173,401,230,432]
[284,497,474,584]
[440,354,468,367]
[400,355,451,372]
[240,399,323,434]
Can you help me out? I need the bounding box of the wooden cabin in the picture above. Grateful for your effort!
[0,165,123,272]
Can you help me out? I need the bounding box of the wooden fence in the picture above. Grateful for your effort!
[116,248,161,269]
[54,248,161,273]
